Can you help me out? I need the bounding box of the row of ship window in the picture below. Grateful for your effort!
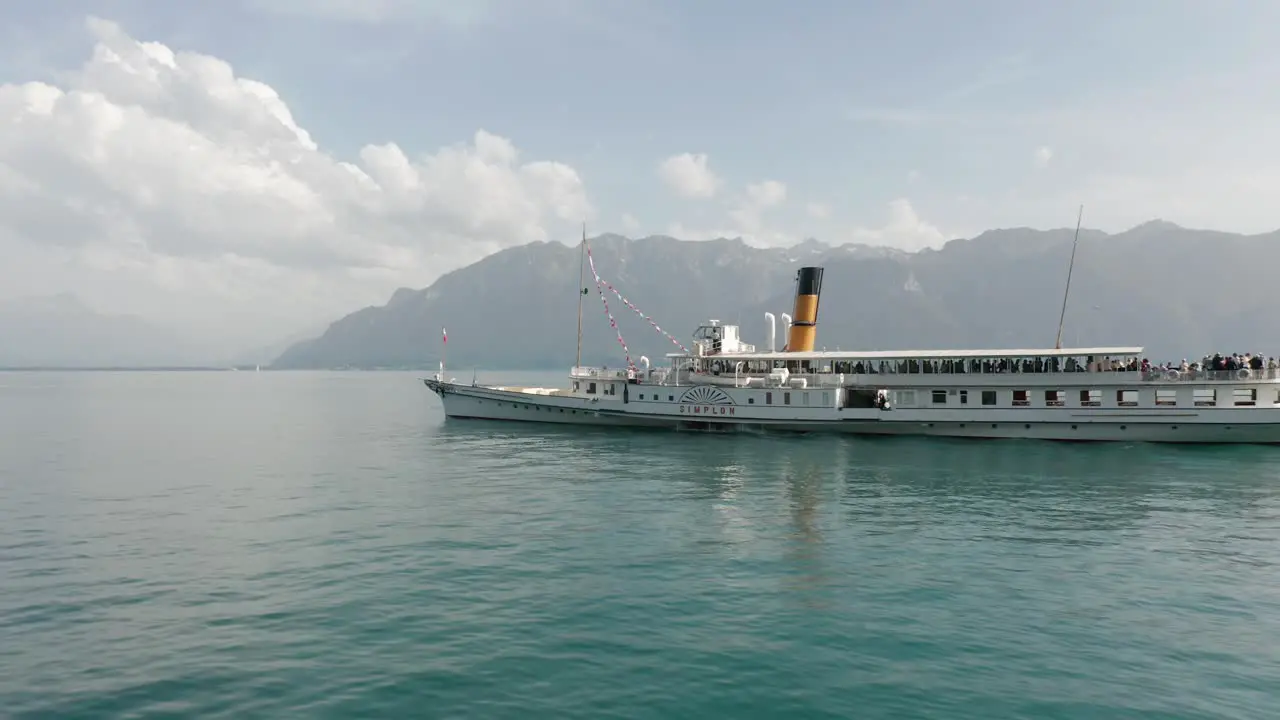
[578,385,1280,408]
[574,377,824,406]
[630,387,1279,408]
[916,388,1278,407]
[636,391,825,405]
[575,381,618,396]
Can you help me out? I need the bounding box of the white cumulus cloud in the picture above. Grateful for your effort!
[745,180,786,208]
[728,180,788,241]
[658,152,721,199]
[0,17,591,350]
[668,193,951,252]
[620,212,641,234]
[667,179,792,247]
[844,199,948,252]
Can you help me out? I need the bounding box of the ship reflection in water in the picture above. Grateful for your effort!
[7,367,1277,718]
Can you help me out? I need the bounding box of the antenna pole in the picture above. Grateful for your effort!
[1054,204,1084,349]
[575,222,587,368]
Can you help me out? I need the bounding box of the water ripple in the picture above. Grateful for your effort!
[2,371,1279,718]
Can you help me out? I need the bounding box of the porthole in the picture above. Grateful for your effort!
[991,424,998,429]
[1071,425,1077,430]
[1024,424,1031,430]
[1120,425,1127,430]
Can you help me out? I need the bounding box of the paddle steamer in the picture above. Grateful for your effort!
[424,237,1280,444]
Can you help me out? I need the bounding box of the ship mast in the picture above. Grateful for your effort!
[1054,204,1084,349]
[575,222,586,367]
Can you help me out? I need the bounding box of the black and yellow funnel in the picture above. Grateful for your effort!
[786,267,823,352]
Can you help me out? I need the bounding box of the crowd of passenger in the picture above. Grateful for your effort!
[693,352,1279,381]
[1130,353,1276,380]
[837,355,1279,376]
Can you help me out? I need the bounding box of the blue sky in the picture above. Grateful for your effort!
[0,0,1276,346]
[7,0,1277,241]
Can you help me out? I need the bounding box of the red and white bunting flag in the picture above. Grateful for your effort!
[442,327,447,344]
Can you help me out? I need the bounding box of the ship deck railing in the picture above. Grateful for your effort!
[661,367,1280,388]
[1142,368,1280,382]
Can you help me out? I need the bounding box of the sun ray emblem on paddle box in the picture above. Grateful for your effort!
[680,386,735,406]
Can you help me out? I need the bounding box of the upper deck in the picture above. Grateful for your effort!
[658,342,1280,388]
[665,345,1146,364]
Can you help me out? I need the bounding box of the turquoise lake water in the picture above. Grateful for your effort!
[1,370,1278,718]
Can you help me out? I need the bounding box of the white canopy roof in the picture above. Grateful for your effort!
[666,346,1145,361]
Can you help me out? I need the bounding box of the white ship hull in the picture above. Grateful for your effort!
[425,379,1280,444]
[424,250,1280,445]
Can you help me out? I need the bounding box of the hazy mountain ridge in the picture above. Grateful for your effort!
[273,222,1280,371]
[0,293,209,368]
[0,294,322,369]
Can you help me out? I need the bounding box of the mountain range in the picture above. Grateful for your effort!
[0,294,325,369]
[272,220,1280,370]
[0,293,211,368]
